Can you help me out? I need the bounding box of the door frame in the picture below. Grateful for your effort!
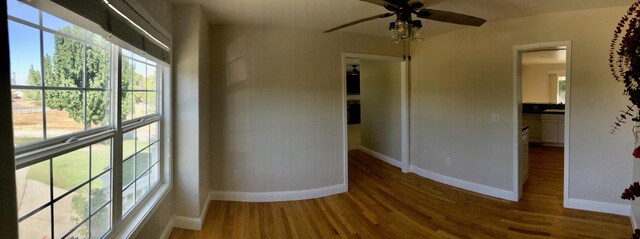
[341,53,410,188]
[512,41,572,201]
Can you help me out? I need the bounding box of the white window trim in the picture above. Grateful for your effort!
[10,1,173,238]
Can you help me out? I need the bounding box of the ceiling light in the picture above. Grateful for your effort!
[388,19,424,43]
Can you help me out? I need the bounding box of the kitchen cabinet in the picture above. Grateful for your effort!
[541,114,564,146]
[523,114,541,143]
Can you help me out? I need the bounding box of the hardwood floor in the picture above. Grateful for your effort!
[169,149,630,238]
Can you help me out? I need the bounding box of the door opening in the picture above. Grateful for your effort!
[513,42,571,203]
[342,53,409,188]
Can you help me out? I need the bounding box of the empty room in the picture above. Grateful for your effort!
[2,0,640,238]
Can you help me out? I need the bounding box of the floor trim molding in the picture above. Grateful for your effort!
[564,198,629,216]
[210,184,347,202]
[631,205,639,230]
[410,165,516,201]
[359,146,401,168]
[172,191,213,231]
[159,217,175,239]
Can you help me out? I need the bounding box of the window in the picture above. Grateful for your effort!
[9,0,168,238]
[557,75,566,104]
[9,3,111,147]
[120,51,161,216]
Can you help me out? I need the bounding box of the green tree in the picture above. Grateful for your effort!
[28,25,137,125]
[25,65,41,102]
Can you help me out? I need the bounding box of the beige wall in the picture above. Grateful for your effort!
[522,64,565,103]
[411,6,632,205]
[172,4,210,219]
[209,25,402,192]
[197,6,211,216]
[360,59,402,161]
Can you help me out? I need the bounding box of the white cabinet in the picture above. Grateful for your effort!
[523,114,541,143]
[541,114,564,146]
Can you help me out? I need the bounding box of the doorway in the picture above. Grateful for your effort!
[513,42,571,203]
[342,53,409,187]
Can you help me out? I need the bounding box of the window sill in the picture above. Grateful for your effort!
[107,182,172,239]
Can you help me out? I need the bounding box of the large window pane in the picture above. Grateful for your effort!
[136,124,150,150]
[85,45,111,89]
[12,89,44,146]
[91,203,111,238]
[91,173,110,214]
[43,12,82,35]
[135,171,150,202]
[16,160,50,218]
[45,90,85,139]
[43,32,84,88]
[150,143,159,164]
[133,91,146,118]
[136,148,150,178]
[122,91,134,121]
[123,130,136,159]
[86,90,111,129]
[91,139,111,177]
[147,92,157,115]
[67,221,89,239]
[19,207,51,239]
[122,185,135,215]
[9,20,41,86]
[133,61,146,91]
[150,122,159,143]
[147,66,156,91]
[54,184,89,238]
[11,2,164,238]
[150,163,159,186]
[123,157,134,188]
[7,0,39,24]
[52,146,89,198]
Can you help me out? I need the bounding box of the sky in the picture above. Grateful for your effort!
[7,0,154,86]
[7,0,79,85]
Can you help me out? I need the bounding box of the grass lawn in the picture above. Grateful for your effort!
[27,141,120,191]
[14,136,42,147]
[26,139,151,191]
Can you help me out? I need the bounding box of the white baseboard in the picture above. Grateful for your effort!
[159,217,175,239]
[210,183,347,202]
[172,216,200,231]
[410,165,516,201]
[631,205,639,230]
[564,198,629,216]
[359,146,401,168]
[172,191,213,231]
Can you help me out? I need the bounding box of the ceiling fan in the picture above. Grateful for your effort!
[324,0,486,42]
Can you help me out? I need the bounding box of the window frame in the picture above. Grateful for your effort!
[10,1,172,238]
[9,13,115,157]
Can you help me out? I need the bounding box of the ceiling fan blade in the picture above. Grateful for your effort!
[416,9,486,26]
[409,0,443,8]
[324,13,395,33]
[359,0,401,8]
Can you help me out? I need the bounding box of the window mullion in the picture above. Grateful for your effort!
[111,45,124,233]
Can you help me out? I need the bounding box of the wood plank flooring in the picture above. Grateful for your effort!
[169,148,630,238]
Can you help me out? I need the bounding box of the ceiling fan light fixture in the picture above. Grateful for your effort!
[411,20,425,42]
[388,19,424,43]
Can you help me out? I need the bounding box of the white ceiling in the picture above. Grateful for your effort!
[169,0,634,37]
[522,50,566,65]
